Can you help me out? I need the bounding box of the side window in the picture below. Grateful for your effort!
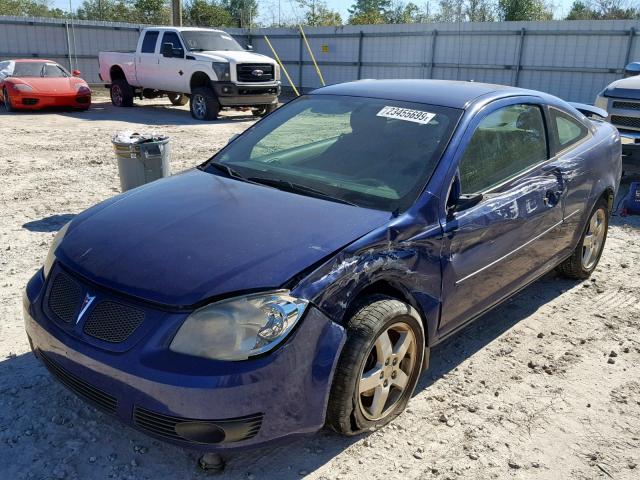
[459,104,548,194]
[551,108,588,150]
[141,31,159,54]
[161,32,183,51]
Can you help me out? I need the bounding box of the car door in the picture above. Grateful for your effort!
[136,30,160,89]
[438,98,566,335]
[155,31,187,93]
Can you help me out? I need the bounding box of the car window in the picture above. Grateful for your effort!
[43,63,68,78]
[459,104,548,194]
[141,31,159,53]
[11,62,45,77]
[161,32,183,51]
[551,108,588,150]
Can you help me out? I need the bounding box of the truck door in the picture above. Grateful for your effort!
[438,99,565,336]
[136,30,160,89]
[156,31,188,93]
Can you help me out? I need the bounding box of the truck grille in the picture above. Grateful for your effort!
[611,115,640,130]
[39,349,118,414]
[83,301,145,343]
[612,101,640,110]
[237,64,274,83]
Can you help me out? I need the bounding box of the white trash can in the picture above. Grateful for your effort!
[112,132,171,192]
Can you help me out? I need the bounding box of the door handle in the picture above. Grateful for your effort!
[544,189,561,207]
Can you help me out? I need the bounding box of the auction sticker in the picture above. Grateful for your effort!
[377,106,436,125]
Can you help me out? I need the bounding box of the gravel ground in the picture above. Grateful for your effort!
[1,96,639,480]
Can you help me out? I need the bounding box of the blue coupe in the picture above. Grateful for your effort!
[24,80,621,450]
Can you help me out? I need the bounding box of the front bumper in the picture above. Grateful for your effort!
[23,267,345,451]
[212,81,280,107]
[11,92,91,110]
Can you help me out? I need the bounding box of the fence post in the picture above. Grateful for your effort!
[64,21,73,71]
[514,28,526,87]
[428,29,437,79]
[298,32,304,93]
[357,30,364,80]
[624,27,636,68]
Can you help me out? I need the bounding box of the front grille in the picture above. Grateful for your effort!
[133,406,263,444]
[612,101,640,110]
[48,271,82,323]
[611,115,640,130]
[76,96,90,104]
[83,301,145,343]
[22,98,39,105]
[237,63,274,83]
[39,350,117,414]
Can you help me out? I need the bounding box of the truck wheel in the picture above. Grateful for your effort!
[326,295,425,435]
[557,197,609,279]
[110,79,134,107]
[252,103,277,117]
[190,87,219,120]
[167,93,188,106]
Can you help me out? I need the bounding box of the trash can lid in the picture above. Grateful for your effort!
[112,131,169,146]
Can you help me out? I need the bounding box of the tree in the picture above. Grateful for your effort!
[222,0,258,27]
[76,0,133,21]
[386,1,422,23]
[297,0,342,26]
[497,0,553,20]
[434,0,465,21]
[131,0,171,24]
[465,0,496,21]
[0,0,66,17]
[348,0,392,24]
[184,0,233,26]
[565,0,640,19]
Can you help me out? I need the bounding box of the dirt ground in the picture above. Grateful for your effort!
[0,96,639,480]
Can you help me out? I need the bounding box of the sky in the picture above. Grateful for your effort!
[50,0,576,23]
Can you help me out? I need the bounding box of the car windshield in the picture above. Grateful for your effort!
[11,62,68,78]
[181,31,243,52]
[205,95,461,212]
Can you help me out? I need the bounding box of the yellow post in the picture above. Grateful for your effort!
[263,35,300,97]
[299,25,325,86]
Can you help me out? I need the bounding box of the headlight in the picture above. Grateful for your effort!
[75,84,91,94]
[43,222,70,278]
[12,84,33,92]
[212,62,230,81]
[170,291,308,361]
[594,94,608,111]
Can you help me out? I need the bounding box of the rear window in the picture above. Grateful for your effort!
[141,31,159,53]
[551,108,588,150]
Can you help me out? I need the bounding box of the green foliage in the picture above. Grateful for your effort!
[0,0,66,17]
[297,0,342,26]
[565,0,640,20]
[131,0,170,24]
[76,0,133,22]
[184,0,233,26]
[348,0,392,24]
[222,0,258,27]
[497,0,553,20]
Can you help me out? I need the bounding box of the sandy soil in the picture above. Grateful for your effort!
[1,97,639,480]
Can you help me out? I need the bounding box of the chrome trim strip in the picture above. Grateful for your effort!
[455,209,581,285]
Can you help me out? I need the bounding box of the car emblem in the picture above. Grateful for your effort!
[251,69,264,77]
[76,293,96,324]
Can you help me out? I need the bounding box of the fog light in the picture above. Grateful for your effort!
[222,86,231,94]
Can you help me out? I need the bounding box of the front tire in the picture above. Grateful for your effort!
[557,197,609,279]
[190,87,219,120]
[326,295,424,435]
[167,93,188,106]
[110,79,134,107]
[252,103,277,117]
[3,88,15,112]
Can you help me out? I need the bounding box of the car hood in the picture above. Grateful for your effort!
[604,76,640,100]
[57,169,391,307]
[12,77,87,94]
[192,50,275,65]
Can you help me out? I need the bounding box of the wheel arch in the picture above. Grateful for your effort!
[190,71,213,92]
[109,65,126,83]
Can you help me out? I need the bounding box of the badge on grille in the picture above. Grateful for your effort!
[251,69,264,77]
[76,293,96,324]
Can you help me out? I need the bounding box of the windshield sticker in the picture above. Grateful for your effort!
[377,106,436,125]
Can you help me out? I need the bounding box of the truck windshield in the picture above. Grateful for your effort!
[181,31,243,52]
[206,95,461,212]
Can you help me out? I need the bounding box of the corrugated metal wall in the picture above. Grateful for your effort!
[2,16,639,103]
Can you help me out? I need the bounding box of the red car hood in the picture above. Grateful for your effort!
[15,77,86,94]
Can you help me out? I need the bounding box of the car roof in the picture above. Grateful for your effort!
[12,59,54,63]
[311,79,538,109]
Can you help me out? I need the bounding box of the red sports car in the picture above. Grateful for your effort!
[0,59,91,111]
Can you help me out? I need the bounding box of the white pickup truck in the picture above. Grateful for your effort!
[99,27,281,120]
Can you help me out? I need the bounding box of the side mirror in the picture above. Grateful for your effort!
[71,69,81,77]
[624,62,640,77]
[246,44,254,51]
[162,43,183,58]
[447,192,483,217]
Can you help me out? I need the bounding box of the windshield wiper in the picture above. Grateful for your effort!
[247,177,358,206]
[208,162,247,180]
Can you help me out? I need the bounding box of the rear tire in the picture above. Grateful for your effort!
[326,295,424,435]
[3,88,15,112]
[110,79,134,107]
[557,197,609,279]
[190,87,219,120]
[252,103,277,117]
[167,93,188,106]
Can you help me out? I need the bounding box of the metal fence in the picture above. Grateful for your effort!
[2,16,640,103]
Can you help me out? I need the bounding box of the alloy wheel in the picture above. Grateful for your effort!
[582,207,606,270]
[357,322,418,421]
[112,85,123,106]
[192,94,206,119]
